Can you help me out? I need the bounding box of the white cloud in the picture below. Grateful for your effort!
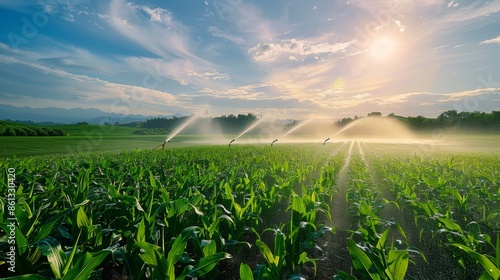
[480,35,500,45]
[447,1,459,8]
[98,13,109,19]
[140,6,169,22]
[394,20,406,33]
[249,38,353,62]
[187,71,230,81]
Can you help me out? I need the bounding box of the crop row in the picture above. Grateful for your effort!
[1,144,345,279]
[368,148,500,280]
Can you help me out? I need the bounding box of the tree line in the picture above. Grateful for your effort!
[142,113,259,134]
[336,110,500,130]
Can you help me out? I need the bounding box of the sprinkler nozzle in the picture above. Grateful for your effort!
[229,139,235,147]
[323,138,330,145]
[271,139,278,146]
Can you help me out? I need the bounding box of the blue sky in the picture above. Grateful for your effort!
[0,0,499,120]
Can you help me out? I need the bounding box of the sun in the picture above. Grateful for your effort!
[370,36,397,59]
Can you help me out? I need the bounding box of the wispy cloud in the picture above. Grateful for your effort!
[440,87,500,101]
[207,26,245,45]
[249,38,353,62]
[123,56,231,90]
[0,45,186,115]
[211,1,278,44]
[439,1,500,24]
[480,35,500,45]
[107,0,196,60]
[195,83,272,100]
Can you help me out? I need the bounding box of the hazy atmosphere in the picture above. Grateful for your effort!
[1,2,500,280]
[1,0,499,120]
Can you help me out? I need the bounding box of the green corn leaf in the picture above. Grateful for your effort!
[291,195,306,214]
[435,216,463,234]
[273,231,285,265]
[376,228,390,250]
[347,239,380,280]
[185,252,232,277]
[452,243,500,280]
[15,226,28,256]
[62,230,81,276]
[35,209,71,242]
[62,251,110,280]
[168,197,189,218]
[33,237,67,279]
[240,263,254,280]
[386,250,409,280]
[167,226,198,280]
[137,217,146,242]
[76,207,91,228]
[135,241,159,266]
[256,240,278,267]
[203,240,217,257]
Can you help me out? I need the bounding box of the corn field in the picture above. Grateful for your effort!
[1,143,499,279]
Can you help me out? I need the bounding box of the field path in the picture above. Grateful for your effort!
[316,141,355,276]
[331,141,355,231]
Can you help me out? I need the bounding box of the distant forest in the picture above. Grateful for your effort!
[336,110,500,130]
[133,113,260,134]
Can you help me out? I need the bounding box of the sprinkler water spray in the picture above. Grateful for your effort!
[271,139,278,146]
[229,139,235,147]
[323,138,330,145]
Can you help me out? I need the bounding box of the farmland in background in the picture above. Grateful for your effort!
[0,134,499,279]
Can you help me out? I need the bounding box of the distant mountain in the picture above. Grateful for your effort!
[0,104,184,124]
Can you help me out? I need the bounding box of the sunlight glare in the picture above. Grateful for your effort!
[371,36,397,59]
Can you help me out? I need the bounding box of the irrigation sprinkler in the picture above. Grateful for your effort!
[271,139,278,146]
[229,139,235,147]
[153,140,169,150]
[323,138,330,145]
